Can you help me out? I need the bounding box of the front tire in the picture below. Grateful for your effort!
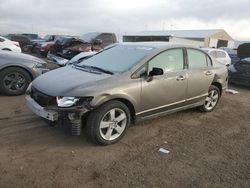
[0,67,31,95]
[86,100,131,145]
[200,85,220,112]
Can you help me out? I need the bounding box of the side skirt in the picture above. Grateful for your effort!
[135,101,204,122]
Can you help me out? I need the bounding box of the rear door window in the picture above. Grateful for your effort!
[216,51,227,58]
[187,49,208,69]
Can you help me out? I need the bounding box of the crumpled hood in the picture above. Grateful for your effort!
[32,66,113,96]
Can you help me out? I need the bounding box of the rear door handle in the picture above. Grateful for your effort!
[205,71,213,76]
[176,75,186,81]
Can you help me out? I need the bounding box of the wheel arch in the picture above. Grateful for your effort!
[114,98,136,122]
[94,97,136,123]
[211,82,222,96]
[0,65,34,80]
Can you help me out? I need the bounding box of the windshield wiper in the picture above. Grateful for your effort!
[73,64,113,75]
[89,66,114,75]
[73,64,90,70]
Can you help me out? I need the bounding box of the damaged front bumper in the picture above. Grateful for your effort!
[26,95,58,121]
[25,94,90,135]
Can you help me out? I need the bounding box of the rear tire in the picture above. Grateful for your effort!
[86,100,131,145]
[200,85,220,112]
[0,67,31,95]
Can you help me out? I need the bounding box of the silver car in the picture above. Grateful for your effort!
[26,42,228,145]
[0,50,48,95]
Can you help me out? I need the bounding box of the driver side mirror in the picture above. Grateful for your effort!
[147,67,164,82]
[149,67,164,76]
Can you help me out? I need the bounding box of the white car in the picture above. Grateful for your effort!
[202,48,231,66]
[0,36,21,53]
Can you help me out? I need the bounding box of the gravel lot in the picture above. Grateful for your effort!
[0,83,249,188]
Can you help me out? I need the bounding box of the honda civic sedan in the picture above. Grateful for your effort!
[26,42,228,145]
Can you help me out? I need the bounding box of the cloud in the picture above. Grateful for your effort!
[0,0,249,40]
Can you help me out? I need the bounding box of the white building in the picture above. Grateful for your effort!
[123,29,234,48]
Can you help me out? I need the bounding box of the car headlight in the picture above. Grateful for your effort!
[56,97,80,107]
[26,83,32,94]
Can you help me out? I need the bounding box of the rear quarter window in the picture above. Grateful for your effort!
[216,51,227,58]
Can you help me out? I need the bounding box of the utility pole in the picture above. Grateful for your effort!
[31,24,34,34]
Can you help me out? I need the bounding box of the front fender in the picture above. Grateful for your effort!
[91,92,139,112]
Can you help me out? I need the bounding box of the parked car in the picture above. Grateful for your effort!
[30,34,59,55]
[202,48,231,66]
[31,34,56,44]
[0,36,21,53]
[220,47,240,64]
[80,32,117,48]
[0,50,49,95]
[228,57,250,86]
[65,44,118,66]
[4,34,32,51]
[48,44,117,66]
[35,41,55,56]
[48,51,97,66]
[26,42,228,145]
[228,43,250,86]
[47,35,82,59]
[237,43,250,59]
[50,44,117,66]
[22,33,40,40]
[48,32,117,60]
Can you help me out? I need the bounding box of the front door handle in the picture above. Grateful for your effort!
[176,75,186,81]
[205,71,213,76]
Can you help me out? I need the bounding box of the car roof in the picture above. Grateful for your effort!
[202,48,227,52]
[119,42,197,49]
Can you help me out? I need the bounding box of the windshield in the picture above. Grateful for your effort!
[78,44,155,73]
[80,32,99,43]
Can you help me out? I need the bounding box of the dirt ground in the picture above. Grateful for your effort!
[0,84,249,188]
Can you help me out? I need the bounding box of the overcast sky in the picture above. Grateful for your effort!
[0,0,250,40]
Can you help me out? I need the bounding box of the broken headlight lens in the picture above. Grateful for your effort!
[56,97,80,107]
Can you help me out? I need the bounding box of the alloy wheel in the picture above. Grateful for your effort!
[99,108,127,141]
[204,89,219,111]
[3,72,27,92]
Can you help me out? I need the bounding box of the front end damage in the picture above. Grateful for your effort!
[26,86,93,136]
